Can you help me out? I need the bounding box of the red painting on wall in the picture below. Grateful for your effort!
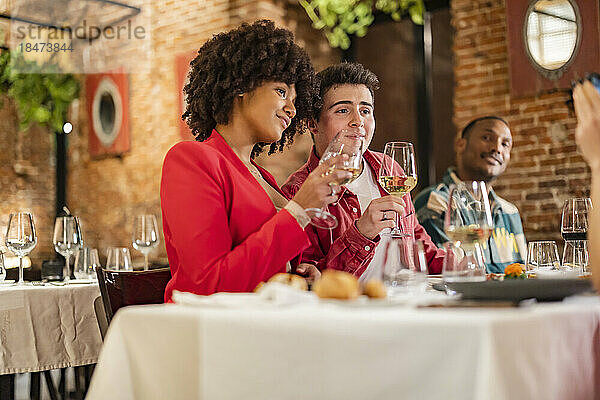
[86,71,130,157]
[175,51,197,141]
[506,0,600,97]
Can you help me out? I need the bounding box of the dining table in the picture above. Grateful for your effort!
[86,287,600,400]
[0,281,102,399]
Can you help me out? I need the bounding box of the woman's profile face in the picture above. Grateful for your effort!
[237,82,297,144]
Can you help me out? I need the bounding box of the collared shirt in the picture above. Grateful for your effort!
[413,167,527,273]
[281,148,446,276]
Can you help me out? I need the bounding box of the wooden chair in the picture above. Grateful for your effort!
[95,267,171,323]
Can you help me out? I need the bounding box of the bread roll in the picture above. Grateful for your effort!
[313,270,360,299]
[362,280,387,299]
[266,272,308,291]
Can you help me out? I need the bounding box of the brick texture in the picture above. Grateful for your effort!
[451,0,588,243]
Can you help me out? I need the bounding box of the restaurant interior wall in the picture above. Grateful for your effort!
[451,0,588,243]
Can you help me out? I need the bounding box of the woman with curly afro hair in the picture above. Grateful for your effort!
[160,20,351,299]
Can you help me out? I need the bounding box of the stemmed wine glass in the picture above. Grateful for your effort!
[132,214,160,271]
[305,129,365,229]
[561,198,592,274]
[5,212,37,286]
[442,181,492,282]
[378,142,418,237]
[53,216,83,282]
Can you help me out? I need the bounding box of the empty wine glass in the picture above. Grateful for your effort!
[381,237,428,295]
[305,129,365,229]
[442,181,492,281]
[53,216,83,282]
[106,247,133,271]
[6,212,37,286]
[378,142,418,237]
[74,247,101,280]
[526,241,561,274]
[132,215,160,271]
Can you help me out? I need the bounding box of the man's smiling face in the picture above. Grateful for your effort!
[456,119,513,182]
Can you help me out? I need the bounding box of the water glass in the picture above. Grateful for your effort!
[562,241,589,276]
[132,214,160,271]
[53,216,83,282]
[526,241,561,273]
[382,237,428,295]
[106,247,133,271]
[74,247,101,280]
[442,241,486,283]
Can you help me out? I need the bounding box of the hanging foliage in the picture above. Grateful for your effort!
[0,51,80,132]
[299,0,425,49]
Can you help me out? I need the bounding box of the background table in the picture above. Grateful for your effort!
[0,283,102,375]
[87,299,600,400]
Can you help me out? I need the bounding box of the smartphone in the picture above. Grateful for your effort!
[589,73,600,94]
[567,73,600,114]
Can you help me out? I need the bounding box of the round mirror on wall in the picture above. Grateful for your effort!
[524,0,581,79]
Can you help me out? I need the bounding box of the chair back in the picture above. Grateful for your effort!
[94,296,109,339]
[96,267,171,322]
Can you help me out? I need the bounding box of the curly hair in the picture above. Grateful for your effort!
[314,62,380,120]
[182,20,316,157]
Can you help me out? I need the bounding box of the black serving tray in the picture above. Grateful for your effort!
[445,278,594,302]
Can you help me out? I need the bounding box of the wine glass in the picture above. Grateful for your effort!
[106,247,133,271]
[381,237,428,295]
[305,129,365,229]
[53,216,83,282]
[74,247,101,280]
[132,214,160,271]
[561,198,592,241]
[526,241,561,274]
[561,198,591,274]
[378,142,417,237]
[442,181,492,282]
[6,212,37,286]
[0,251,5,283]
[562,240,588,276]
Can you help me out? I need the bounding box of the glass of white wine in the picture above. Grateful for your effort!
[442,181,492,282]
[378,141,417,237]
[6,212,37,286]
[305,129,365,229]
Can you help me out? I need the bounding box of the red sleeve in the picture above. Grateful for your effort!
[161,144,310,296]
[301,222,378,276]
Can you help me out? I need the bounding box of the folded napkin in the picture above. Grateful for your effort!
[172,282,318,308]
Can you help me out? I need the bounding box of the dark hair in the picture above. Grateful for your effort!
[460,116,510,139]
[314,62,380,120]
[182,20,316,157]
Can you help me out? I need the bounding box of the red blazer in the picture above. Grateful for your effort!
[160,130,310,300]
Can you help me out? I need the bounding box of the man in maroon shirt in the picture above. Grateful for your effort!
[282,62,445,276]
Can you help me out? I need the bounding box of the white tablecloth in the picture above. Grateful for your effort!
[0,282,102,374]
[87,299,600,400]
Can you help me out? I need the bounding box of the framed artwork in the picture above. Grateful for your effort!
[86,70,130,157]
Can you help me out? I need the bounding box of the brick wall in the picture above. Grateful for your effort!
[0,96,56,264]
[451,0,588,243]
[65,0,339,266]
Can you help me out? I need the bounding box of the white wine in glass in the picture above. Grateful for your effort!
[443,181,492,282]
[305,129,365,229]
[378,142,417,237]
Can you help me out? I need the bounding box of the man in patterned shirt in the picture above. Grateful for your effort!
[413,116,527,273]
